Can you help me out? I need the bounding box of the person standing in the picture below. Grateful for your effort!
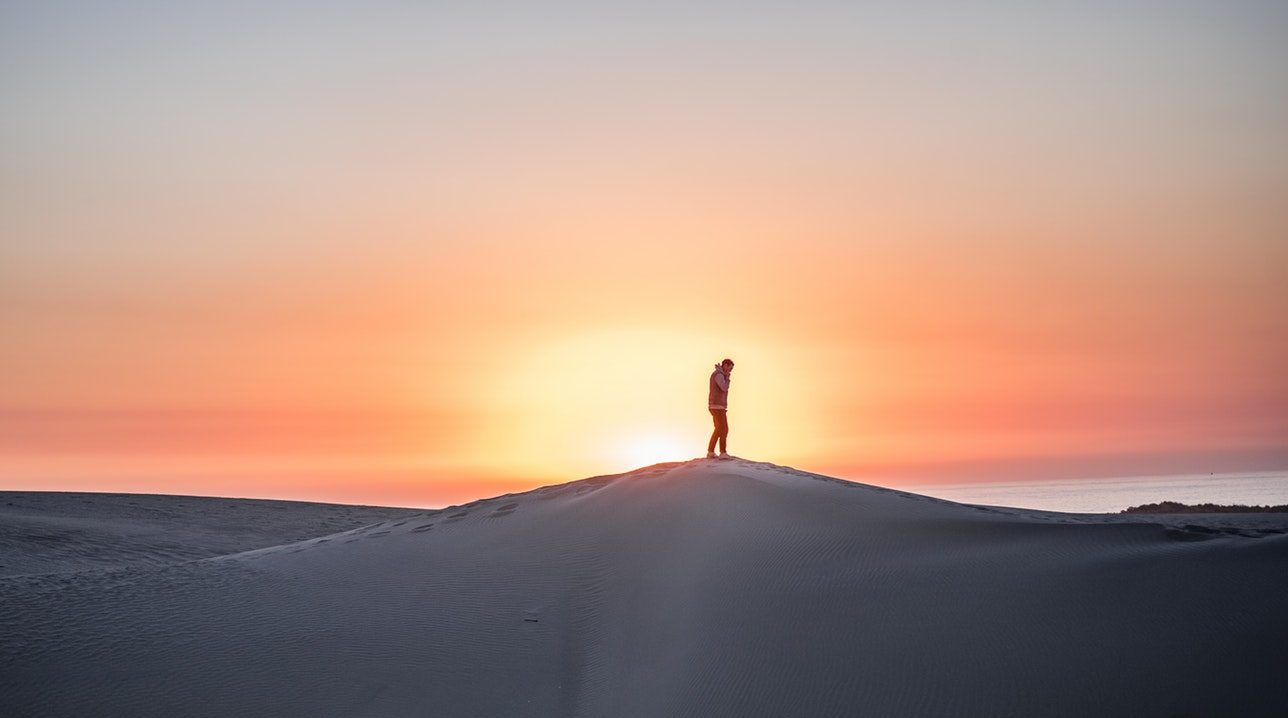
[707,358,734,459]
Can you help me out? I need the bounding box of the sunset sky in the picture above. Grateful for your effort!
[3,2,1287,507]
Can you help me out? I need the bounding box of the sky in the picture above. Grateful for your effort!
[3,1,1287,507]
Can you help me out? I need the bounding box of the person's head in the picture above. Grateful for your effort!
[721,358,735,373]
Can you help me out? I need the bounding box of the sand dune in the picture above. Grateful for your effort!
[0,492,419,578]
[2,459,1286,717]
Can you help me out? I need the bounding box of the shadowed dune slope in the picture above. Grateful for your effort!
[3,459,1287,717]
[0,492,420,577]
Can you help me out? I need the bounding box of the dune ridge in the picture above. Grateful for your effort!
[3,459,1286,717]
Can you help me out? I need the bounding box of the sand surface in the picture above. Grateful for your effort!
[3,459,1286,717]
[0,492,420,578]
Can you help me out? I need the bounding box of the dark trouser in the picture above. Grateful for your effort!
[708,409,728,453]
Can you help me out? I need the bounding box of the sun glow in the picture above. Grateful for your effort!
[610,431,689,471]
[472,326,822,480]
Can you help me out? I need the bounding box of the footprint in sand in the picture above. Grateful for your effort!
[489,503,519,518]
[537,487,571,500]
[411,523,434,533]
[575,478,614,494]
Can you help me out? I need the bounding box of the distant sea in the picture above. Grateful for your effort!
[900,471,1288,514]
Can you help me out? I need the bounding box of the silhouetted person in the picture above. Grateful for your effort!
[707,358,734,459]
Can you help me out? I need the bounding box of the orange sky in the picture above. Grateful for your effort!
[2,3,1286,506]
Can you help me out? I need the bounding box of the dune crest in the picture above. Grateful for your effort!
[3,459,1286,717]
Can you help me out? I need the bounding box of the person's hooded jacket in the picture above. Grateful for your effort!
[709,364,731,411]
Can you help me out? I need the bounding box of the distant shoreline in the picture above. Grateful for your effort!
[1122,501,1288,514]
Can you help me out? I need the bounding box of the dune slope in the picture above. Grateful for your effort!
[2,459,1286,717]
[0,492,420,577]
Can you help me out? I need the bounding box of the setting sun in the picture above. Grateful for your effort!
[610,431,689,471]
[466,327,824,481]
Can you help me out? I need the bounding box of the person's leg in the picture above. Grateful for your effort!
[718,411,729,454]
[708,410,721,453]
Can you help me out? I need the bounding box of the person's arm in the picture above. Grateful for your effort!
[714,372,729,391]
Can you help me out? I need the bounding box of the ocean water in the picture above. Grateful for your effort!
[900,471,1288,514]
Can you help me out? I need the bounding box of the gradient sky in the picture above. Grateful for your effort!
[3,1,1287,506]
